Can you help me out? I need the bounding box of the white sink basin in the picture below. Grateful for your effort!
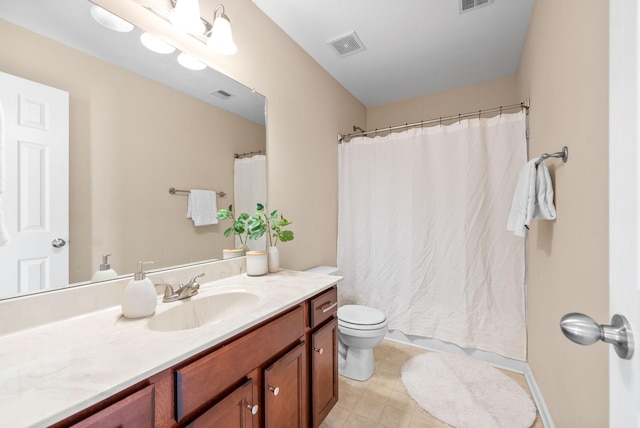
[147,290,260,332]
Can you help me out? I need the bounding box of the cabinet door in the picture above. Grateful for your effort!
[264,342,307,428]
[311,318,339,427]
[187,379,258,428]
[69,384,154,428]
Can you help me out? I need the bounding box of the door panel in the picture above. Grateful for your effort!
[609,1,640,426]
[0,71,69,297]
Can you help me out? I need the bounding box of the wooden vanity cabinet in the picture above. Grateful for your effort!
[53,285,339,428]
[62,384,155,428]
[187,379,257,428]
[263,342,307,427]
[308,286,339,427]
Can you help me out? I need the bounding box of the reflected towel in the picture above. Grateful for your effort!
[507,159,538,237]
[533,160,557,220]
[187,189,218,226]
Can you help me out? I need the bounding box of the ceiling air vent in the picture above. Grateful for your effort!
[327,32,366,57]
[460,0,493,13]
[211,89,233,100]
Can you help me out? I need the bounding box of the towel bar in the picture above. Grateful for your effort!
[169,187,226,198]
[535,146,568,166]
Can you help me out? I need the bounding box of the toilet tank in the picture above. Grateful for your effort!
[304,266,340,276]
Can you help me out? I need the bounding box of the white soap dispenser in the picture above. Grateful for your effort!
[91,253,118,282]
[122,261,157,319]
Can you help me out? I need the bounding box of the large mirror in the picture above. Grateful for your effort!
[0,0,266,299]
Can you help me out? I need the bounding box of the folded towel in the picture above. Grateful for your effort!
[533,160,557,220]
[507,159,538,237]
[187,189,218,226]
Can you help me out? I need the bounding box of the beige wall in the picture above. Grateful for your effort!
[366,76,519,130]
[1,20,265,283]
[516,1,609,426]
[367,1,610,426]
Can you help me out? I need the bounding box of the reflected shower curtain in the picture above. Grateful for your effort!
[337,111,527,360]
[234,154,267,251]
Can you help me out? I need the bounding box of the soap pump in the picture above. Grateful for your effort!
[91,253,118,282]
[122,261,157,319]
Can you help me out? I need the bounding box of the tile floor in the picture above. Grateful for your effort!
[320,339,543,428]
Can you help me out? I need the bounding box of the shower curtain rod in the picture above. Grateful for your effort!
[235,150,264,159]
[337,101,529,142]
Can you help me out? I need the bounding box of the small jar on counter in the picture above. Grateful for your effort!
[246,251,268,276]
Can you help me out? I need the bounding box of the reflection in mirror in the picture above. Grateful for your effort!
[0,0,266,299]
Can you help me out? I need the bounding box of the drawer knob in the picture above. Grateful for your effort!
[314,347,324,354]
[268,386,280,396]
[246,403,259,415]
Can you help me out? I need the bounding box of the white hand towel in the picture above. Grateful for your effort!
[187,189,218,226]
[533,160,557,220]
[507,159,538,237]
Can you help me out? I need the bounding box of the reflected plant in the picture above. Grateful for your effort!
[216,205,250,246]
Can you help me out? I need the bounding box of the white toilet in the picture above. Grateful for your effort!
[304,266,388,381]
[337,304,388,381]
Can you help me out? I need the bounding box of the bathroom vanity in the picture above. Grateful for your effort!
[0,260,339,427]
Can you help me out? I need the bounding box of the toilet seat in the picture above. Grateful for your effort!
[338,305,387,331]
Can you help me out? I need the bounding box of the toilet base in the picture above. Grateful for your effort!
[339,345,376,381]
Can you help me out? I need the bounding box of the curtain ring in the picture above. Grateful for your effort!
[478,110,481,120]
[458,114,461,123]
[439,117,442,127]
[500,106,503,116]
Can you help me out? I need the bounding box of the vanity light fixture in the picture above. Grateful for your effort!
[90,5,134,32]
[177,52,207,70]
[140,32,176,54]
[207,4,237,55]
[170,0,205,35]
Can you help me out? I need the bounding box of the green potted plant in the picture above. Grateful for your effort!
[216,205,251,258]
[253,203,294,272]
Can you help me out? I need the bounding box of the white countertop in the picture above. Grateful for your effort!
[0,269,340,427]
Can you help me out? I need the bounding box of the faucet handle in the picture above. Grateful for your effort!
[188,273,205,285]
[162,284,179,302]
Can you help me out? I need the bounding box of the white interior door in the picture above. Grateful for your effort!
[609,1,640,426]
[0,71,69,297]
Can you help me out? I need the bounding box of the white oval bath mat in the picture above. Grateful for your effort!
[401,352,536,428]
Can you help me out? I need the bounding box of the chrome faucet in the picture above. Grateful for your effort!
[162,273,204,302]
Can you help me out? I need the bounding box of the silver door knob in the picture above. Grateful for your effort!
[268,386,280,396]
[246,403,258,415]
[560,312,634,360]
[51,238,66,248]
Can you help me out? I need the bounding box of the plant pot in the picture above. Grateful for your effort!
[268,246,280,273]
[223,248,246,259]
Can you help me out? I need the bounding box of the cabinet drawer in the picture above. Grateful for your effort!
[69,384,154,428]
[310,287,338,328]
[176,305,305,422]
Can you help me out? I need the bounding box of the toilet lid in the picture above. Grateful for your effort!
[338,305,386,326]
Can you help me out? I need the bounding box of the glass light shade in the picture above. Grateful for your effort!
[177,52,207,70]
[90,5,134,33]
[170,0,205,34]
[207,15,237,55]
[140,33,176,54]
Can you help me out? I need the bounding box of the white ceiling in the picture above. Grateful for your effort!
[252,0,535,107]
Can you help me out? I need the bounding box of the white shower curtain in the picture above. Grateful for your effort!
[337,111,527,360]
[234,154,267,251]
